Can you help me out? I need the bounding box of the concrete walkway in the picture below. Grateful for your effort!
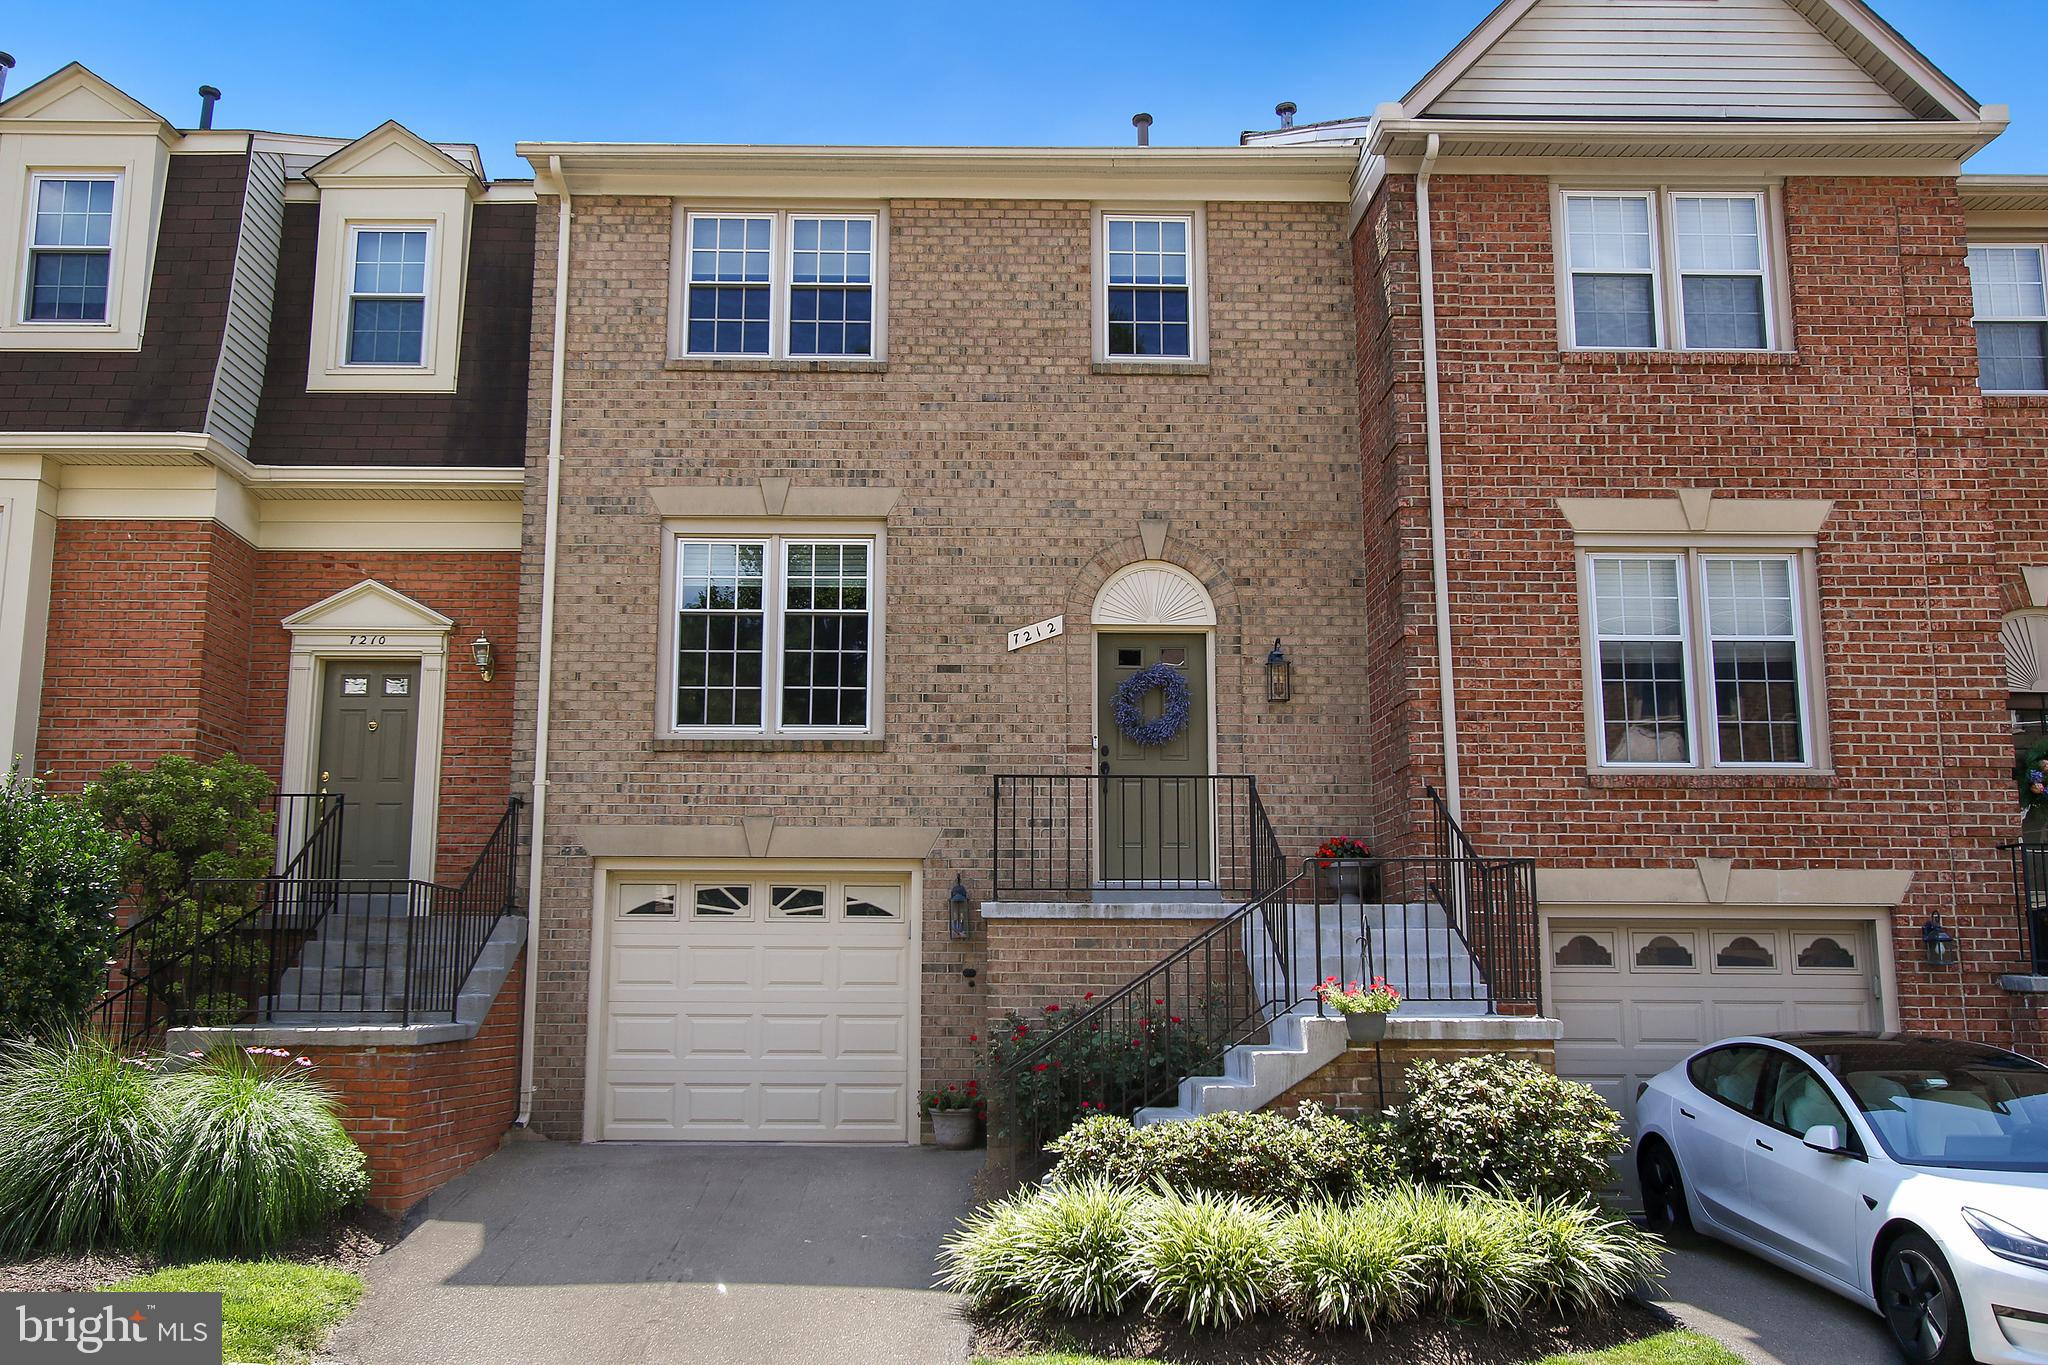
[322,1140,982,1365]
[1651,1237,1898,1365]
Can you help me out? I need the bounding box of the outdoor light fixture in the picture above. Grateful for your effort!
[1922,916,1958,969]
[949,874,973,941]
[1265,639,1293,703]
[471,633,495,682]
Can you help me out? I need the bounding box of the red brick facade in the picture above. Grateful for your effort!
[1353,170,2039,1042]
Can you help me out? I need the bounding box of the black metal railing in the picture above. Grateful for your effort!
[994,787,1538,1166]
[94,798,523,1044]
[2005,842,2048,975]
[992,774,1288,902]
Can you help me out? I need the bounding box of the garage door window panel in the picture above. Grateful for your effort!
[1632,931,1698,971]
[618,885,678,918]
[1553,930,1617,969]
[692,884,754,919]
[845,885,902,919]
[1713,933,1778,972]
[1795,933,1859,973]
[771,885,828,919]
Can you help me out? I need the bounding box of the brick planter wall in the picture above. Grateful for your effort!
[983,913,1234,1024]
[284,952,525,1214]
[1264,1031,1557,1118]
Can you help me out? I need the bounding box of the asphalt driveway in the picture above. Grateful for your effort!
[1651,1236,1897,1365]
[321,1139,982,1365]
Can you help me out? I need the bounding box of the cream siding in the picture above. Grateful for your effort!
[203,151,287,458]
[1423,0,1914,122]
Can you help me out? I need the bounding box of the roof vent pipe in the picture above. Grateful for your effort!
[0,55,15,103]
[1131,112,1152,146]
[197,85,221,129]
[1275,101,1297,129]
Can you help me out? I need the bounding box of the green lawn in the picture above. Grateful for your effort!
[976,1329,1746,1365]
[107,1261,364,1365]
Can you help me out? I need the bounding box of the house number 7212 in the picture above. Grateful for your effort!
[348,634,389,646]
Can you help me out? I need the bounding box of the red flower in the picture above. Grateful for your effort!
[1084,991,1095,1000]
[968,1033,979,1043]
[1045,1003,1060,1013]
[1035,1063,1050,1072]
[1171,1017,1182,1024]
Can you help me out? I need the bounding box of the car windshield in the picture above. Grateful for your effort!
[1811,1041,2048,1171]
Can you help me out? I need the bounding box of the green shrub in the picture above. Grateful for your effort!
[987,997,1226,1142]
[1388,1054,1628,1202]
[147,1049,365,1258]
[1044,1104,1394,1205]
[1277,1199,1425,1331]
[0,1032,168,1254]
[0,769,131,1037]
[1128,1190,1281,1329]
[936,1181,1661,1333]
[940,1180,1144,1317]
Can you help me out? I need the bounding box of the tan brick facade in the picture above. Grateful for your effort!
[518,196,1370,1137]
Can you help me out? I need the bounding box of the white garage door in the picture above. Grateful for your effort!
[1550,918,1879,1132]
[600,873,913,1141]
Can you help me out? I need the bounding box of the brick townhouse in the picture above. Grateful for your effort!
[11,0,2048,1207]
[509,0,2048,1150]
[0,62,534,1209]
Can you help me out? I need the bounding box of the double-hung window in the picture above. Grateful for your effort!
[1562,189,1778,352]
[25,175,118,323]
[681,211,879,359]
[1968,244,2048,392]
[345,227,430,365]
[1103,214,1194,359]
[1589,551,1814,768]
[670,535,877,734]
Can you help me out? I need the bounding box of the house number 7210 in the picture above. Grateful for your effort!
[348,634,389,646]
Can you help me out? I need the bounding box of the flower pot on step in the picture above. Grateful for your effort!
[1325,860,1381,903]
[928,1108,980,1149]
[1346,1012,1389,1046]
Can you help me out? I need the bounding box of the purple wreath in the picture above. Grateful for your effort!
[1113,663,1192,748]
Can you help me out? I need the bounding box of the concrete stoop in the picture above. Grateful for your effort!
[1133,1014,1563,1126]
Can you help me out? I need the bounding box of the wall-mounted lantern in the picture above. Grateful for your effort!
[949,874,973,940]
[1922,915,1958,969]
[1265,639,1293,703]
[471,633,496,683]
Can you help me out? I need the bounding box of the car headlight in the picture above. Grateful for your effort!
[1965,1208,2048,1272]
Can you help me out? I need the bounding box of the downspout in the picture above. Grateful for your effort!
[1415,133,1464,823]
[516,157,571,1128]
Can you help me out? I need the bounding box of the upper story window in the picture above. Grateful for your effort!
[1968,244,2048,393]
[25,175,117,323]
[1587,550,1815,769]
[679,210,880,360]
[1093,209,1207,365]
[345,227,430,366]
[1561,189,1781,353]
[667,533,880,736]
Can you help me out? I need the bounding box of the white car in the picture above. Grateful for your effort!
[1635,1032,2048,1365]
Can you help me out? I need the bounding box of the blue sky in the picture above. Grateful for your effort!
[6,1,2045,177]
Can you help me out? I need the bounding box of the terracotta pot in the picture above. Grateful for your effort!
[928,1108,980,1149]
[1346,1012,1389,1046]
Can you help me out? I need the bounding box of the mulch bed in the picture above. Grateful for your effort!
[0,1206,404,1293]
[971,1296,1681,1365]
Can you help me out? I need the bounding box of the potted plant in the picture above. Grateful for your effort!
[922,1081,982,1149]
[1317,975,1401,1045]
[1317,836,1379,902]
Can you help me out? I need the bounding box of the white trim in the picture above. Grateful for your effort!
[278,580,453,882]
[19,171,120,328]
[580,856,924,1146]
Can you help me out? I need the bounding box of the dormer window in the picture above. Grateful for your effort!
[346,226,430,366]
[25,175,118,324]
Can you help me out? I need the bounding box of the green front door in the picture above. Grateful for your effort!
[317,662,420,880]
[1096,633,1210,888]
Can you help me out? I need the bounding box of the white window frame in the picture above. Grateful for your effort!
[660,528,884,739]
[672,207,886,362]
[340,222,435,370]
[1581,548,1819,772]
[1092,207,1208,365]
[1967,241,2048,394]
[21,172,121,328]
[1557,186,1788,354]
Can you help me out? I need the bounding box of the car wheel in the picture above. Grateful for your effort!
[1638,1138,1692,1235]
[1879,1231,1971,1365]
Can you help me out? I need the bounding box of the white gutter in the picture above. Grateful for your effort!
[1415,132,1463,823]
[516,158,571,1128]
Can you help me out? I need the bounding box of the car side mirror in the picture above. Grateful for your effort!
[1802,1124,1850,1156]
